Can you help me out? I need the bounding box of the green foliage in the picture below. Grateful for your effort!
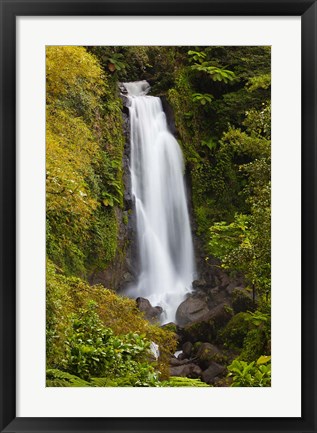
[220,312,252,349]
[46,262,177,382]
[161,377,210,387]
[188,49,236,83]
[227,357,271,387]
[188,50,207,63]
[201,137,217,151]
[247,73,271,92]
[207,106,271,296]
[192,92,213,105]
[46,46,125,276]
[46,369,90,387]
[220,308,271,363]
[106,52,127,72]
[62,302,160,385]
[191,63,236,83]
[239,310,271,362]
[209,214,249,259]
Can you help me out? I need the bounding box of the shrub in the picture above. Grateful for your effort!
[62,301,160,386]
[227,356,271,387]
[46,262,177,380]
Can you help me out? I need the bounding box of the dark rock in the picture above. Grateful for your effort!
[214,376,233,387]
[182,341,193,358]
[177,352,187,361]
[176,296,209,327]
[192,279,207,290]
[207,286,229,308]
[201,362,226,385]
[136,297,163,323]
[161,96,178,136]
[170,363,202,379]
[195,343,222,369]
[180,303,234,344]
[231,288,255,313]
[218,272,231,289]
[118,83,128,95]
[170,357,188,366]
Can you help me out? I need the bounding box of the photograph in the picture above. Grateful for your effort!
[1,2,316,431]
[46,45,271,388]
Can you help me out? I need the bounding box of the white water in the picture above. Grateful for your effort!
[123,81,195,323]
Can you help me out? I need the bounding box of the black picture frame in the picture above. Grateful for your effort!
[0,1,316,432]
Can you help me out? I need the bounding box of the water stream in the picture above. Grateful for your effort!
[123,80,195,323]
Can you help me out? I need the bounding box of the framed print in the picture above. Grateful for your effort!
[0,0,316,432]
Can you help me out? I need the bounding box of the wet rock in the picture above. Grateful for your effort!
[136,297,163,323]
[161,96,178,136]
[176,296,209,327]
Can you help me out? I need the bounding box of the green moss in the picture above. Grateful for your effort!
[161,323,177,333]
[239,328,267,363]
[161,377,210,387]
[122,212,129,225]
[220,312,252,350]
[232,288,255,314]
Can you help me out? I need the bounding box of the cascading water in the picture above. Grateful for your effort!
[123,80,195,323]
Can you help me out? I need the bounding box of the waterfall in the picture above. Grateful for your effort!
[123,80,195,323]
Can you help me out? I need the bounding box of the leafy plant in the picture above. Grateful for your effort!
[188,50,207,63]
[227,356,271,387]
[46,369,90,387]
[191,64,236,83]
[63,301,161,385]
[192,92,214,105]
[106,52,127,72]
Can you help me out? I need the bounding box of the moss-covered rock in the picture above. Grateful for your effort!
[181,303,233,344]
[220,312,252,350]
[239,328,268,363]
[195,342,225,369]
[231,288,255,314]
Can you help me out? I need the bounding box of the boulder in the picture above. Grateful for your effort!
[201,362,226,385]
[180,303,234,344]
[195,343,222,369]
[170,363,202,379]
[136,297,163,323]
[231,288,255,313]
[182,341,193,358]
[170,357,190,367]
[176,296,209,327]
